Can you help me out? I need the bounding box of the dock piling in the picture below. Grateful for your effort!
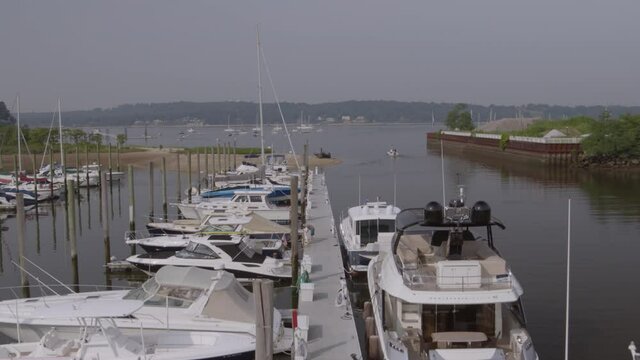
[162,157,168,220]
[100,172,110,266]
[187,150,192,204]
[66,180,79,291]
[148,161,155,220]
[16,193,29,298]
[176,153,182,202]
[204,147,209,189]
[196,149,201,195]
[128,165,135,231]
[290,175,299,304]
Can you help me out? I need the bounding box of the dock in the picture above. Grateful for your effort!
[298,172,363,360]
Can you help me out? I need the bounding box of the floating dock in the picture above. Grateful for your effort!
[298,172,362,359]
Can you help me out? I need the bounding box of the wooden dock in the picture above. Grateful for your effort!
[298,172,362,360]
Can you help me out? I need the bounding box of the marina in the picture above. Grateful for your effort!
[0,124,638,359]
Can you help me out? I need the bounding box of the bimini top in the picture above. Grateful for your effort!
[155,265,225,290]
[395,203,505,233]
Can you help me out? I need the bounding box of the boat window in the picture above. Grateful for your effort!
[142,286,203,308]
[249,196,262,203]
[177,242,220,259]
[124,277,160,301]
[422,304,496,342]
[235,196,249,203]
[355,219,396,246]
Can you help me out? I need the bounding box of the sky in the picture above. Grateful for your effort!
[1,0,639,112]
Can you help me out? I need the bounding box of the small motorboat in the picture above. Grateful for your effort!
[387,147,399,157]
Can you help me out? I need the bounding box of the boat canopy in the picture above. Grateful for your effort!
[201,271,256,323]
[155,266,222,290]
[243,213,290,234]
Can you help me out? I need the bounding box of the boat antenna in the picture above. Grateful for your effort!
[564,198,572,360]
[259,36,300,169]
[256,25,265,166]
[358,175,361,205]
[16,94,21,172]
[440,137,446,206]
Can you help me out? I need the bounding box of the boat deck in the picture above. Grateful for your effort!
[298,172,362,359]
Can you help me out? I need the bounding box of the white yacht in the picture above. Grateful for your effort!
[0,300,257,359]
[178,190,290,224]
[387,147,399,157]
[367,194,538,360]
[146,213,252,235]
[127,230,286,254]
[339,201,400,273]
[126,238,291,282]
[0,266,293,354]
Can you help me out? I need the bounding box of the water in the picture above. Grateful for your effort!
[2,124,640,359]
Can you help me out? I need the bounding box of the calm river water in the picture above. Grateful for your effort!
[1,124,639,359]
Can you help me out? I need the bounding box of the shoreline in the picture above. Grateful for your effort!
[0,149,342,173]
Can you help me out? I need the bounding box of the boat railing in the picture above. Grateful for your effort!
[400,269,512,291]
[0,284,135,300]
[124,230,153,242]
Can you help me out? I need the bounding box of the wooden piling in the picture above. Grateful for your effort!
[108,144,113,182]
[204,147,209,189]
[162,157,168,220]
[148,162,155,220]
[290,175,299,303]
[196,149,201,195]
[31,154,38,213]
[253,280,266,360]
[75,144,80,190]
[217,142,221,174]
[128,165,135,231]
[66,180,79,290]
[13,155,18,191]
[116,143,121,172]
[365,316,376,339]
[261,279,274,360]
[363,301,373,319]
[176,153,182,202]
[233,139,237,169]
[368,335,380,360]
[16,193,30,298]
[211,146,216,187]
[100,173,110,266]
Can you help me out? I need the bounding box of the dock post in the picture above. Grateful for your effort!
[100,172,110,267]
[66,180,79,291]
[187,150,192,204]
[233,139,237,169]
[290,175,299,304]
[227,142,232,171]
[108,144,113,183]
[222,142,227,173]
[148,161,155,220]
[204,147,209,189]
[13,155,18,192]
[75,144,80,191]
[128,165,135,232]
[261,279,274,359]
[217,142,221,174]
[16,193,30,298]
[253,280,266,360]
[116,143,121,172]
[196,149,201,195]
[48,151,54,198]
[31,154,38,213]
[211,146,216,187]
[162,157,168,220]
[85,145,90,195]
[176,153,182,202]
[300,144,308,225]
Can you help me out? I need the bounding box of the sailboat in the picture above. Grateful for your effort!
[224,115,235,136]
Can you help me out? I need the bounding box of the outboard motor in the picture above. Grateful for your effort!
[471,201,491,225]
[424,201,443,225]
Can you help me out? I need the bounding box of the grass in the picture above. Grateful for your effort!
[502,116,597,137]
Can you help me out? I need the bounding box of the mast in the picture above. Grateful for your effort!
[257,25,265,165]
[58,98,65,168]
[17,95,22,172]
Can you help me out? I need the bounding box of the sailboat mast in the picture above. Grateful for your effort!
[58,98,65,168]
[17,95,22,172]
[257,26,265,165]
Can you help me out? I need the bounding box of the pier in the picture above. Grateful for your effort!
[298,172,363,359]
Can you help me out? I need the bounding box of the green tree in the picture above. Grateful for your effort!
[63,128,87,144]
[0,101,15,124]
[446,103,474,131]
[582,114,640,157]
[116,133,127,147]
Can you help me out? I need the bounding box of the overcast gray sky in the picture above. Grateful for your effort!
[1,0,639,112]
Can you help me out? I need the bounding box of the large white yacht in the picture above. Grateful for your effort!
[0,266,292,355]
[367,193,538,360]
[340,201,401,273]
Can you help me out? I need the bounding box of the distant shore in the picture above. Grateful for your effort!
[0,148,341,173]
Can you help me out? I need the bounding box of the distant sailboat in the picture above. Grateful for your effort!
[224,115,234,135]
[431,110,435,126]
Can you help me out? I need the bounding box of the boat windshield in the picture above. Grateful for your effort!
[356,219,395,246]
[199,225,237,233]
[123,277,203,308]
[176,242,220,259]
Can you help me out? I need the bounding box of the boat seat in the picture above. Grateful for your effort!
[398,301,422,330]
[397,234,433,270]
